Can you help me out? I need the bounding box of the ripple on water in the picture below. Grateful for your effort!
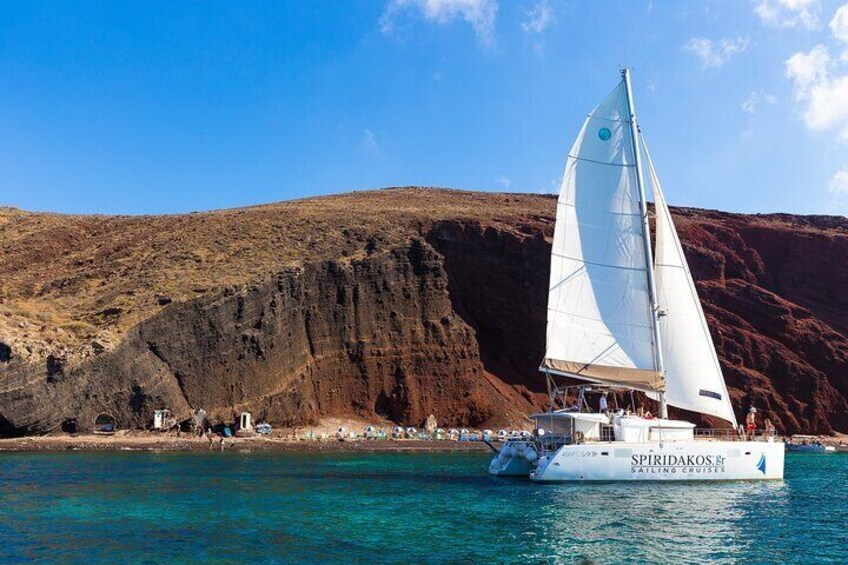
[0,451,845,564]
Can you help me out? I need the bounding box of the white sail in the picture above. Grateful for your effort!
[644,140,738,426]
[541,80,663,392]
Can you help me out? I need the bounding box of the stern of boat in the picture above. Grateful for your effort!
[488,440,537,478]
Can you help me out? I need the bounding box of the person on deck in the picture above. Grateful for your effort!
[764,418,776,438]
[599,392,608,414]
[746,407,758,438]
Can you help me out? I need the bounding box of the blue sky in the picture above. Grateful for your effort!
[2,0,848,215]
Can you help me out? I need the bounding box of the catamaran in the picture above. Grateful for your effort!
[489,69,784,482]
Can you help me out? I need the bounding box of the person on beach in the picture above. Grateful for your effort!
[219,436,225,451]
[746,407,757,438]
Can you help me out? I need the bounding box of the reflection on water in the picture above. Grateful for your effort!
[0,451,844,564]
[526,480,791,564]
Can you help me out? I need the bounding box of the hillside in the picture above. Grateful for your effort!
[1,188,847,435]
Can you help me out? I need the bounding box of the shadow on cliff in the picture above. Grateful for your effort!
[425,220,552,406]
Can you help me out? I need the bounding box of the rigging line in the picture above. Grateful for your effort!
[546,307,654,329]
[549,263,587,293]
[556,200,642,217]
[584,114,632,124]
[564,342,620,376]
[551,252,646,272]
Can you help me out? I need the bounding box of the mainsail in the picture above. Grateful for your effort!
[644,140,738,426]
[541,78,663,392]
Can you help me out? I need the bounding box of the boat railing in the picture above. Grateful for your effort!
[694,428,738,441]
[537,434,576,452]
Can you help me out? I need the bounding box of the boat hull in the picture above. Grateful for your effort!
[488,440,536,477]
[530,440,784,482]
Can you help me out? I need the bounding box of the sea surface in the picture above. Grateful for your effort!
[0,450,845,564]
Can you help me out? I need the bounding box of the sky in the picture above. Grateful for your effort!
[2,0,848,216]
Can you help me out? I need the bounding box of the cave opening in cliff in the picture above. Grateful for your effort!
[0,413,26,438]
[93,413,117,435]
[0,343,11,362]
[61,419,79,435]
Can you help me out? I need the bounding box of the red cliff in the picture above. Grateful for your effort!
[0,189,845,435]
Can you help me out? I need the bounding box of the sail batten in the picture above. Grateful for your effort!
[542,78,662,392]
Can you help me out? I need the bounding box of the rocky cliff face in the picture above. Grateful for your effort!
[0,189,846,435]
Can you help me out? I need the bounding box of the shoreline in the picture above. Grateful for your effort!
[0,433,493,453]
[2,431,845,454]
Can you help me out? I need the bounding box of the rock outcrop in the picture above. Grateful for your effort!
[0,189,846,434]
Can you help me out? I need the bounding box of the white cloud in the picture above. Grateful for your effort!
[494,176,511,189]
[830,168,848,194]
[786,45,848,139]
[741,90,778,113]
[380,0,498,47]
[830,4,848,43]
[786,44,831,98]
[362,129,381,157]
[685,36,750,68]
[754,0,821,30]
[521,0,554,55]
[521,0,554,34]
[804,75,848,134]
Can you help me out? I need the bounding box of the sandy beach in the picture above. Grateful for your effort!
[3,431,846,453]
[0,432,493,453]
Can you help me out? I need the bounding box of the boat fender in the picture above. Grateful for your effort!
[509,445,519,458]
[525,448,538,463]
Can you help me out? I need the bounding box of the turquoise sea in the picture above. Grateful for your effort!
[0,451,845,564]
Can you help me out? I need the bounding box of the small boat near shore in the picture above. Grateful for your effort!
[785,435,836,453]
[489,69,784,482]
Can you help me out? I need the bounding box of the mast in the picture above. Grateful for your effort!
[621,68,668,419]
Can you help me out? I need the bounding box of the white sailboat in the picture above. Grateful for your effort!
[489,69,784,481]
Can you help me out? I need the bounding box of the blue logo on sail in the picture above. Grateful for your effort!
[756,454,766,475]
[598,127,611,141]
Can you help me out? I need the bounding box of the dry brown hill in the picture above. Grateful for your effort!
[1,188,846,435]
